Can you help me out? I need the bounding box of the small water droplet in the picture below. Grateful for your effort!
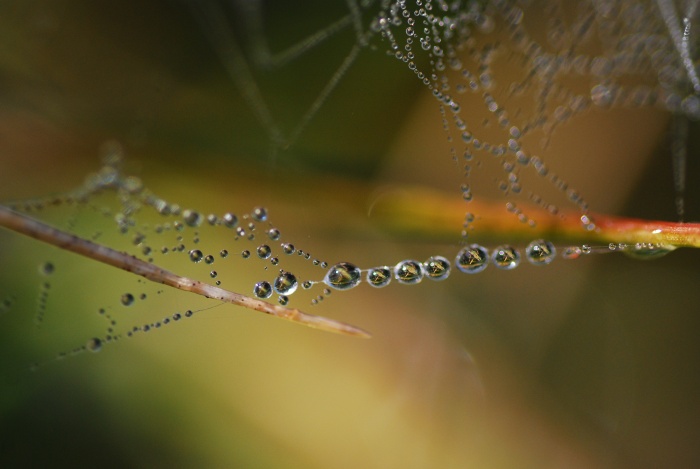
[241,250,251,259]
[222,213,238,228]
[252,207,268,222]
[278,295,289,306]
[324,262,362,290]
[39,262,54,276]
[220,249,229,258]
[204,255,215,264]
[189,249,203,263]
[121,293,134,306]
[270,257,279,265]
[367,267,391,288]
[254,281,272,299]
[302,281,313,289]
[282,243,295,255]
[455,244,489,274]
[267,228,280,240]
[394,260,424,284]
[525,239,556,265]
[274,272,298,295]
[491,246,521,270]
[182,209,202,227]
[562,247,582,259]
[210,271,217,278]
[86,338,102,353]
[423,256,451,280]
[257,245,272,259]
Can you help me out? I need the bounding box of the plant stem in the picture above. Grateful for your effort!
[370,186,700,248]
[0,204,371,339]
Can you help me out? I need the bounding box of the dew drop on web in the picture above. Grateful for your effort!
[273,272,298,295]
[455,245,489,274]
[491,246,521,270]
[323,262,362,290]
[525,239,556,265]
[394,260,424,284]
[367,267,392,288]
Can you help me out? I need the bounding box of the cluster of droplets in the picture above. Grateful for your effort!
[367,0,699,234]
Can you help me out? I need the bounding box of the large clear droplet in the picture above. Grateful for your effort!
[394,260,424,284]
[525,239,556,265]
[254,281,272,299]
[491,245,520,270]
[423,256,451,280]
[367,267,391,288]
[455,244,489,274]
[324,262,362,290]
[257,245,272,259]
[623,244,674,260]
[274,272,298,295]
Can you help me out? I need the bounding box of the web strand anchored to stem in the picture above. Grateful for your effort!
[0,205,371,339]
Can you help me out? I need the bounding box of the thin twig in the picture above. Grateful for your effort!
[0,204,371,339]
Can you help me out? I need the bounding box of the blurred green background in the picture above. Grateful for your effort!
[1,1,699,468]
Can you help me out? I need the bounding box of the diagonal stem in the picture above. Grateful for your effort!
[0,204,371,339]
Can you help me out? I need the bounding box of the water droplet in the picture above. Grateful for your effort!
[274,272,298,295]
[254,281,272,299]
[455,244,489,274]
[210,271,217,278]
[270,257,279,265]
[185,310,193,317]
[324,262,362,290]
[39,262,54,276]
[257,245,272,259]
[582,245,592,254]
[173,312,182,321]
[182,209,202,227]
[491,246,520,270]
[525,239,556,265]
[189,249,203,263]
[302,281,313,290]
[367,267,391,288]
[623,244,674,260]
[282,243,295,255]
[121,293,134,306]
[423,256,451,280]
[591,84,614,107]
[562,247,582,259]
[278,295,289,306]
[220,249,228,258]
[241,250,250,259]
[222,213,238,228]
[267,228,280,240]
[252,207,268,222]
[394,260,424,284]
[86,338,102,353]
[204,255,215,264]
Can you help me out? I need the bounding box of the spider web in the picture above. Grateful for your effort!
[187,0,699,230]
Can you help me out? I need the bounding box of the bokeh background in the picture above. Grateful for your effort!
[1,1,699,468]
